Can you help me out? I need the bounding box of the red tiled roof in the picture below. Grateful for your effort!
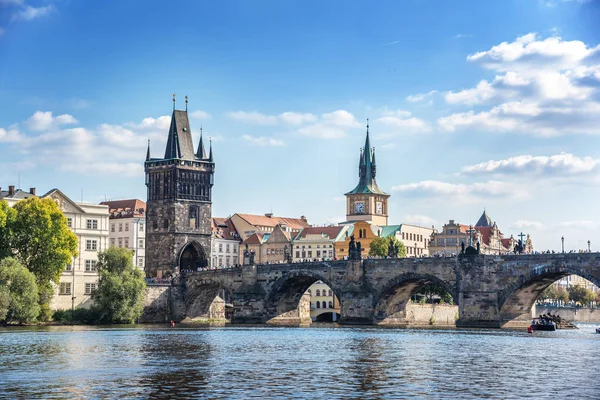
[236,213,309,230]
[212,217,241,241]
[100,199,146,218]
[294,226,344,240]
[242,232,266,245]
[477,227,493,245]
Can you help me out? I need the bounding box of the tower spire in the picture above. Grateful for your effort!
[185,95,188,111]
[146,139,151,161]
[196,126,207,159]
[208,137,214,163]
[173,93,176,111]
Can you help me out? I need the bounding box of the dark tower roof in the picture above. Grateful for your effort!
[208,138,214,163]
[164,110,197,160]
[475,210,493,227]
[345,122,388,196]
[145,140,151,161]
[196,127,207,159]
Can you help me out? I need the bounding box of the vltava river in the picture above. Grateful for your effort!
[1,325,599,399]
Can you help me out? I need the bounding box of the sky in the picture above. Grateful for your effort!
[1,0,600,251]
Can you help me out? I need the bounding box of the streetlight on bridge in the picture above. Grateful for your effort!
[561,236,565,253]
[588,240,591,252]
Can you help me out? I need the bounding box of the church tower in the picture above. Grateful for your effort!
[345,122,389,226]
[144,95,215,277]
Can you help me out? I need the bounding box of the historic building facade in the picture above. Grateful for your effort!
[100,199,146,270]
[211,217,240,268]
[145,100,215,277]
[306,281,341,322]
[291,226,347,262]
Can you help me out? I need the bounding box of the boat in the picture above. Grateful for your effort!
[531,318,556,331]
[596,327,600,334]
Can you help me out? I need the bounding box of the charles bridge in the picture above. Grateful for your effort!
[142,252,600,328]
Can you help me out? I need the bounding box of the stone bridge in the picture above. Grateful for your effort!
[162,253,600,328]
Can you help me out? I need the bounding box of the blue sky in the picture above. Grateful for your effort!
[1,0,600,251]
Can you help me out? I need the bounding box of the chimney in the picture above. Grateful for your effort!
[8,186,15,196]
[301,215,307,222]
[30,188,36,196]
[265,213,273,218]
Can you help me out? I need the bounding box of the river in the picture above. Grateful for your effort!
[1,324,599,399]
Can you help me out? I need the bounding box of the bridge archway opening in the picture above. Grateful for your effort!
[314,311,341,322]
[375,274,457,326]
[185,281,233,323]
[179,241,208,272]
[499,268,600,328]
[265,273,341,326]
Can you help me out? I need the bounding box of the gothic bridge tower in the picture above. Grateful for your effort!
[145,95,215,277]
[345,121,389,226]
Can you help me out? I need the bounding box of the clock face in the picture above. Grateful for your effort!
[376,201,383,215]
[354,202,365,214]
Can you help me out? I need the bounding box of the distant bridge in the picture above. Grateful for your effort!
[160,253,600,328]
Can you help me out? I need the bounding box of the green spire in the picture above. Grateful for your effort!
[345,119,387,196]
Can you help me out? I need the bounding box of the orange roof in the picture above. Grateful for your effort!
[212,217,240,241]
[294,226,344,240]
[100,199,146,218]
[242,232,266,245]
[236,213,309,231]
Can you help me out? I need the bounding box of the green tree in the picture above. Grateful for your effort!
[415,283,454,305]
[368,236,406,258]
[0,201,16,260]
[93,247,146,324]
[0,285,9,321]
[567,285,595,306]
[556,287,569,303]
[0,258,40,324]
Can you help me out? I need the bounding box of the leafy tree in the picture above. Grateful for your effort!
[369,236,406,258]
[556,287,569,303]
[93,247,146,324]
[10,197,78,285]
[568,285,596,306]
[0,258,40,324]
[0,201,16,260]
[541,284,568,304]
[0,285,9,321]
[414,283,454,305]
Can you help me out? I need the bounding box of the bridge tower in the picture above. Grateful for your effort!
[144,95,215,277]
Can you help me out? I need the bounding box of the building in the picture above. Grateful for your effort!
[306,281,340,322]
[211,217,240,268]
[1,186,109,310]
[344,122,389,226]
[100,199,146,270]
[429,211,534,256]
[291,226,346,262]
[240,224,293,264]
[229,213,309,241]
[144,98,215,277]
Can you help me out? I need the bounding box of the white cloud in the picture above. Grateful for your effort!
[297,123,347,139]
[227,111,316,126]
[278,112,317,125]
[436,33,600,136]
[376,109,430,133]
[189,110,212,120]
[0,127,24,143]
[406,90,438,103]
[11,4,54,21]
[25,111,78,131]
[461,153,599,176]
[510,220,546,230]
[557,220,596,229]
[321,110,361,128]
[391,180,526,201]
[242,134,284,146]
[125,116,171,131]
[453,33,471,39]
[402,214,437,227]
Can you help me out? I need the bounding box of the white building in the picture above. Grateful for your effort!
[292,226,348,262]
[211,218,240,268]
[100,199,146,270]
[0,186,110,310]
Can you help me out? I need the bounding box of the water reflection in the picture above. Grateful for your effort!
[0,325,599,399]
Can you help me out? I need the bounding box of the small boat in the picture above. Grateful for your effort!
[596,327,600,334]
[531,318,556,331]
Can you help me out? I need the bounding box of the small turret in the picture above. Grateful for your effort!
[196,126,207,159]
[208,138,214,163]
[145,139,151,161]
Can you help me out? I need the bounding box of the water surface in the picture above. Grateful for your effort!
[1,324,599,399]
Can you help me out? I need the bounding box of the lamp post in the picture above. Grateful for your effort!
[561,236,565,253]
[588,240,591,252]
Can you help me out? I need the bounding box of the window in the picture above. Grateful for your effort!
[226,244,230,253]
[125,223,129,232]
[328,290,332,296]
[226,256,230,266]
[139,239,144,249]
[65,263,72,272]
[139,223,144,232]
[67,217,73,228]
[296,251,300,258]
[138,257,143,267]
[85,283,97,295]
[59,282,71,295]
[86,240,98,251]
[87,219,98,230]
[317,251,321,257]
[118,223,123,232]
[219,244,223,252]
[328,301,333,308]
[164,219,169,229]
[322,301,327,309]
[316,289,321,296]
[308,251,312,258]
[267,249,271,255]
[118,238,123,248]
[233,247,237,253]
[329,250,333,257]
[111,223,115,232]
[316,301,320,309]
[85,260,97,272]
[124,238,129,248]
[110,238,115,247]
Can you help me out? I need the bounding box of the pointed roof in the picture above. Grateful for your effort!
[164,110,196,160]
[146,140,151,161]
[208,138,214,163]
[475,210,493,227]
[196,128,207,159]
[345,122,388,196]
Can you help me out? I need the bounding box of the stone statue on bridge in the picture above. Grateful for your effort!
[348,235,362,260]
[388,238,399,258]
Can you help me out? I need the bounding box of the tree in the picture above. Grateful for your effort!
[0,258,40,324]
[0,201,16,260]
[415,283,454,305]
[0,285,9,321]
[93,247,146,324]
[568,285,595,306]
[368,236,406,258]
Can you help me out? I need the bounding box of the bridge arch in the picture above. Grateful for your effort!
[183,277,233,322]
[498,263,600,326]
[178,241,209,272]
[265,269,342,325]
[373,272,458,325]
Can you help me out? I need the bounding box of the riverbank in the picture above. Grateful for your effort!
[535,305,600,323]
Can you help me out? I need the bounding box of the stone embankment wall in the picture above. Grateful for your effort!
[140,285,171,323]
[405,304,458,326]
[535,305,600,323]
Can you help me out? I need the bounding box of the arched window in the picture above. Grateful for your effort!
[328,290,332,296]
[328,301,333,308]
[322,301,328,309]
[307,289,311,295]
[316,289,321,296]
[316,301,320,309]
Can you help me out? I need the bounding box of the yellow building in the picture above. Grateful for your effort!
[306,281,340,322]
